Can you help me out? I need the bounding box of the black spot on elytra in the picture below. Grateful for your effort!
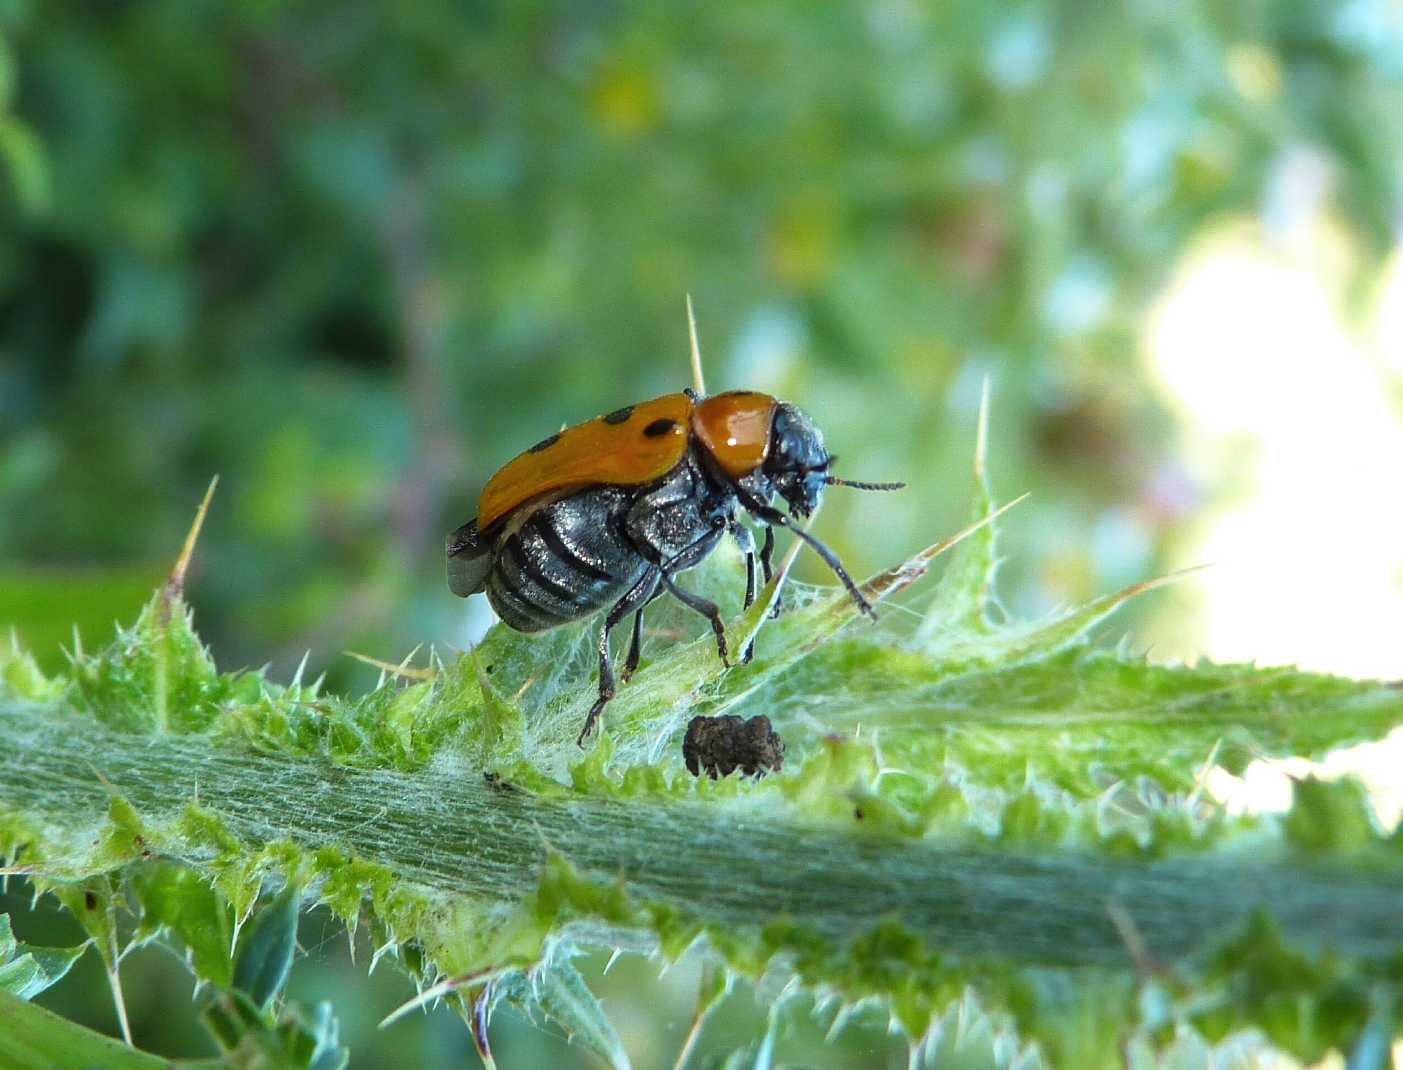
[643,418,678,438]
[528,432,561,454]
[602,405,635,425]
[85,891,97,910]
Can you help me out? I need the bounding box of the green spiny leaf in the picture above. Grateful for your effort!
[0,990,175,1069]
[1283,775,1378,854]
[2,426,1401,1066]
[0,632,63,703]
[52,875,120,969]
[0,913,86,1000]
[1197,911,1372,1063]
[528,954,632,1070]
[203,989,349,1070]
[233,880,302,1010]
[134,864,237,988]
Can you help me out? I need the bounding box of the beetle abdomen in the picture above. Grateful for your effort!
[486,486,646,633]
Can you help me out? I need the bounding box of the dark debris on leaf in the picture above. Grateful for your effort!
[483,770,521,794]
[683,715,784,779]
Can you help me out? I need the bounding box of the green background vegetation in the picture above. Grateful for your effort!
[3,1,1402,1067]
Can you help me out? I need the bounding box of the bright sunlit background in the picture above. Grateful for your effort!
[1142,180,1403,834]
[1146,218,1403,680]
[3,2,1403,1066]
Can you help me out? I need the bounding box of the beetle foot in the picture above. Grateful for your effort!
[577,696,610,747]
[713,628,731,668]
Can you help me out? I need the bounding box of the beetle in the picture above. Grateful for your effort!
[447,388,902,745]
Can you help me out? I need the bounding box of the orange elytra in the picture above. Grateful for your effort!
[477,392,693,532]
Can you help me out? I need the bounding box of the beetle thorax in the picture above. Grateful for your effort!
[690,392,779,480]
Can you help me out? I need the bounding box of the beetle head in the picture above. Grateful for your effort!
[762,403,831,518]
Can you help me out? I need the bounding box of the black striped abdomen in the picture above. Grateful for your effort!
[486,487,646,632]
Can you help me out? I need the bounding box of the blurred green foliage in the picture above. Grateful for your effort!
[5,0,1402,685]
[3,0,1403,1065]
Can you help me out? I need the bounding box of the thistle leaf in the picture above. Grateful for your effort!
[529,955,632,1070]
[0,913,85,1000]
[232,880,302,1010]
[2,425,1401,1066]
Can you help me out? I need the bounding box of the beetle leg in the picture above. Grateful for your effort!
[758,523,775,584]
[578,568,661,747]
[620,609,646,683]
[728,521,759,663]
[661,572,730,668]
[661,515,728,573]
[739,494,875,618]
[758,524,782,618]
[729,521,757,608]
[659,520,731,668]
[620,588,663,683]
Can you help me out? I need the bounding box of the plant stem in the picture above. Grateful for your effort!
[1,699,1399,969]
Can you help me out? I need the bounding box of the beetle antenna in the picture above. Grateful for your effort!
[824,477,907,491]
[686,293,706,397]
